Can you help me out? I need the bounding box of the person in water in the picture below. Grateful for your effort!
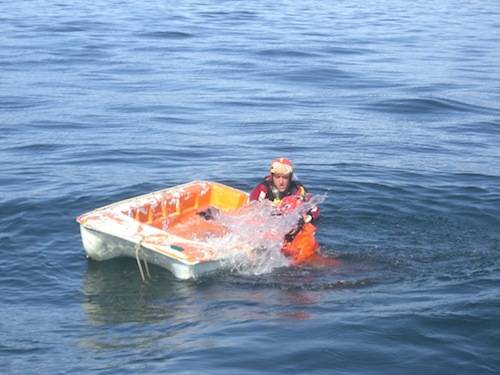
[249,157,319,224]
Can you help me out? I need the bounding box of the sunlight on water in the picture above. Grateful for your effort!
[204,194,326,276]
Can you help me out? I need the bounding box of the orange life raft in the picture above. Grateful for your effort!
[77,181,319,279]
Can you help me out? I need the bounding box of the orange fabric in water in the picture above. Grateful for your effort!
[281,223,319,263]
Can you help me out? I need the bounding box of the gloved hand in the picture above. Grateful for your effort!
[196,207,219,220]
[284,217,305,242]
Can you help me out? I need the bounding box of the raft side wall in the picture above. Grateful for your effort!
[120,182,212,228]
[178,183,211,214]
[78,180,249,230]
[209,183,248,211]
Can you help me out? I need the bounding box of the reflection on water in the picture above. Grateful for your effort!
[82,255,347,327]
[82,259,201,325]
[80,251,376,362]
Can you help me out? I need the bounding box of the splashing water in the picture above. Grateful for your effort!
[204,194,327,276]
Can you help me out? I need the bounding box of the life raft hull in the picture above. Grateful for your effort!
[77,181,318,280]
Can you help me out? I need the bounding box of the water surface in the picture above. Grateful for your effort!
[1,1,500,374]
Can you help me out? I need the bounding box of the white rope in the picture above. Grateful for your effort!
[134,239,151,282]
[143,251,151,279]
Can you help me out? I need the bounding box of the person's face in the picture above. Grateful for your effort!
[272,173,291,192]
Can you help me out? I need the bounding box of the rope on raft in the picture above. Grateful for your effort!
[135,239,151,282]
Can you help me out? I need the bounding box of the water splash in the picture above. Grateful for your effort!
[204,194,327,276]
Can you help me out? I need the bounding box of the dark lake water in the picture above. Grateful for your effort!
[1,1,500,373]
